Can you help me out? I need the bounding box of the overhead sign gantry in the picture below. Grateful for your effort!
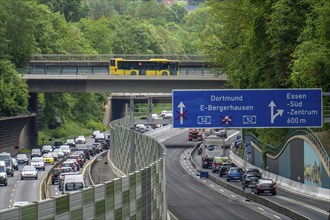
[172,89,322,128]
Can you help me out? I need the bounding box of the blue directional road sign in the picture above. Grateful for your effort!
[172,89,322,128]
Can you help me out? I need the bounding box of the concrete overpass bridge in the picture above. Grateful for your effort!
[23,54,225,93]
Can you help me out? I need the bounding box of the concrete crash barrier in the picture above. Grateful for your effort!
[230,151,330,201]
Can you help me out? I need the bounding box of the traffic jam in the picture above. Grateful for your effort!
[193,128,277,196]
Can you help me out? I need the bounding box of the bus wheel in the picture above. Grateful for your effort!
[131,71,137,75]
[162,71,167,76]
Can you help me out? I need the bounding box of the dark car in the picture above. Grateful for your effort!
[12,158,19,170]
[219,162,236,177]
[242,169,262,189]
[253,179,277,195]
[77,148,90,160]
[51,168,62,185]
[16,153,29,164]
[72,151,86,163]
[86,145,97,156]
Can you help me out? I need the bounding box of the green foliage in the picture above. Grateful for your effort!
[38,0,87,22]
[77,17,115,53]
[291,0,330,92]
[0,0,38,66]
[0,60,29,117]
[86,120,107,131]
[112,19,164,54]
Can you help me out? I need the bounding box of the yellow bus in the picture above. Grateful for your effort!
[109,58,179,76]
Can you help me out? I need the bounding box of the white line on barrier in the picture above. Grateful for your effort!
[273,215,280,219]
[231,195,236,198]
[210,184,215,187]
[258,207,264,211]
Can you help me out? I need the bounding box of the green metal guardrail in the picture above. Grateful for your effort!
[247,128,329,175]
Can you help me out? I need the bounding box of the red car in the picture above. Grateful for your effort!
[68,155,84,168]
[188,129,202,141]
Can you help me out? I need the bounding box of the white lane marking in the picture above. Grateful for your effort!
[12,189,15,192]
[210,184,215,187]
[191,172,195,175]
[231,195,236,198]
[276,195,329,215]
[11,194,13,197]
[219,189,224,192]
[258,207,264,211]
[202,180,206,183]
[273,215,281,219]
[226,131,240,140]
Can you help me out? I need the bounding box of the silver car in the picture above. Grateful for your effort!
[21,166,38,180]
[30,157,45,170]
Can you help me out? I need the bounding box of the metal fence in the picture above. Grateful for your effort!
[30,54,207,62]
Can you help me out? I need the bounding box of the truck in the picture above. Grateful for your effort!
[188,129,203,141]
[200,135,223,169]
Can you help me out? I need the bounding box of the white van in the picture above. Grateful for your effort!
[0,161,8,186]
[63,174,85,194]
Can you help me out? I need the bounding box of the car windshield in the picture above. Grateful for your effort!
[17,154,27,159]
[247,172,260,177]
[23,166,35,171]
[32,149,40,153]
[65,182,84,191]
[61,167,73,172]
[43,154,52,158]
[43,145,52,150]
[0,166,5,172]
[60,146,69,150]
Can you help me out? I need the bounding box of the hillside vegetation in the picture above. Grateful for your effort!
[0,0,329,149]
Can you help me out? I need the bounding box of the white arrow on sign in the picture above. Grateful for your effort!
[178,101,185,125]
[268,101,284,124]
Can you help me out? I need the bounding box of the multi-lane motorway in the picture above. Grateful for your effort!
[1,128,329,220]
[0,164,50,209]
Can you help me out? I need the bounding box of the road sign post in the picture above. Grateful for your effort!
[172,89,322,128]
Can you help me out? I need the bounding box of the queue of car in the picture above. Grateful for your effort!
[198,133,277,196]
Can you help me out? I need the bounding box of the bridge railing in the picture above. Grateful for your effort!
[30,54,207,62]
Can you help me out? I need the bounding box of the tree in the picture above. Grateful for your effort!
[112,19,164,54]
[78,17,115,54]
[291,0,330,92]
[170,3,188,24]
[0,0,38,66]
[38,0,85,22]
[0,60,29,117]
